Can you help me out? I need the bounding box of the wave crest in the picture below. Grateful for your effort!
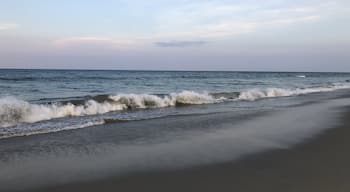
[0,97,127,127]
[173,91,215,105]
[1,83,350,128]
[109,94,173,108]
[109,91,215,109]
[238,84,350,101]
[0,91,216,127]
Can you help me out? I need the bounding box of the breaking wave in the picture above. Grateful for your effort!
[0,91,216,128]
[238,83,350,101]
[1,83,350,128]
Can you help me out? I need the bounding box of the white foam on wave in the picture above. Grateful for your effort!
[110,94,173,108]
[0,97,127,128]
[109,91,215,108]
[0,91,216,128]
[0,83,349,128]
[173,91,216,104]
[238,83,350,101]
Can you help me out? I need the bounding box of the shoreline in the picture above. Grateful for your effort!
[28,106,350,192]
[2,68,350,74]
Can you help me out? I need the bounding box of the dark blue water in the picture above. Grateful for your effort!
[1,69,349,101]
[0,69,350,138]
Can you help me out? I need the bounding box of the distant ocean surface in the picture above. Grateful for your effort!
[1,69,350,139]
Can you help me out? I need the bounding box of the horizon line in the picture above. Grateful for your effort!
[0,67,350,74]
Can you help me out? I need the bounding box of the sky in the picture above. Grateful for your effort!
[0,0,349,71]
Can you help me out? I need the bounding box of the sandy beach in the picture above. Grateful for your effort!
[23,106,350,192]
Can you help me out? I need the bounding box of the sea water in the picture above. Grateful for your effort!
[0,69,350,138]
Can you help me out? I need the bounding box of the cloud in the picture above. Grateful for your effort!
[152,1,326,40]
[53,36,134,48]
[265,15,321,25]
[155,40,207,47]
[49,1,344,52]
[54,36,114,45]
[0,23,19,30]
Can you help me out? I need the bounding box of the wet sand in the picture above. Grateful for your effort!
[30,107,350,192]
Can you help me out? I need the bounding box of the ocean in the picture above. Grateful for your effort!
[1,69,350,138]
[1,69,350,191]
